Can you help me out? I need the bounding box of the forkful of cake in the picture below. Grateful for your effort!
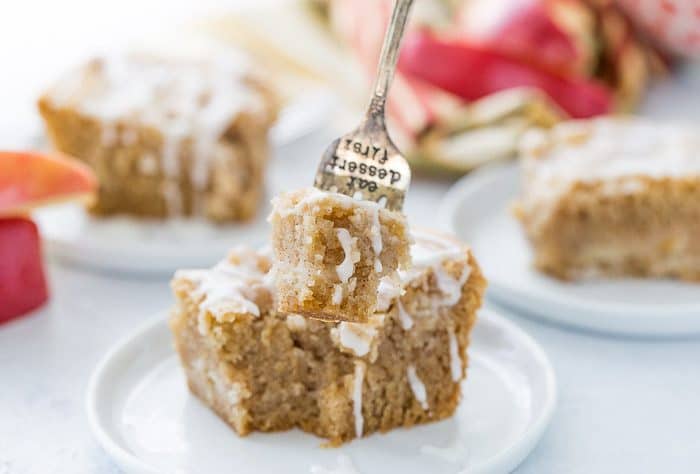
[270,0,415,323]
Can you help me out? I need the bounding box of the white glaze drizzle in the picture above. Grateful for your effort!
[406,365,429,410]
[332,317,383,357]
[353,361,366,438]
[271,187,393,219]
[336,228,358,283]
[369,208,383,255]
[175,247,269,333]
[401,247,471,308]
[285,314,307,331]
[376,276,403,313]
[347,278,357,294]
[176,236,468,356]
[185,262,259,317]
[520,118,700,210]
[448,329,462,382]
[433,265,471,307]
[523,118,700,181]
[332,285,344,305]
[396,300,414,330]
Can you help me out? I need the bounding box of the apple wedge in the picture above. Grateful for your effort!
[0,151,96,216]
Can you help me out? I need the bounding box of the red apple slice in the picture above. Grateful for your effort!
[0,151,96,216]
[0,217,48,324]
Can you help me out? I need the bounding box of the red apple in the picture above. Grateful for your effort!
[399,30,613,119]
[453,0,591,76]
[0,217,48,324]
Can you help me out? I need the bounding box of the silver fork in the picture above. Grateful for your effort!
[313,0,414,211]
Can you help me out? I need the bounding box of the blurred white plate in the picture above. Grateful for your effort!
[440,163,700,337]
[86,308,556,474]
[270,90,334,146]
[34,203,269,275]
[33,92,333,275]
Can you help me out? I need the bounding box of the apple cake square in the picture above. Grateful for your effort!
[514,117,700,281]
[170,230,485,445]
[38,53,278,222]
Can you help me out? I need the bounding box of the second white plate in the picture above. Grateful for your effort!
[440,163,700,337]
[87,308,556,474]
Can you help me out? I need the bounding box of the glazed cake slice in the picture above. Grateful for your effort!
[170,230,485,445]
[269,188,411,322]
[514,117,700,281]
[38,53,278,222]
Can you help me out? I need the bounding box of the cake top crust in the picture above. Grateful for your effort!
[43,53,264,132]
[173,230,473,339]
[269,187,403,220]
[174,247,273,332]
[521,118,700,185]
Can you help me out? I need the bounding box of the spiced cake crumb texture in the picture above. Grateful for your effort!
[269,187,411,323]
[170,230,486,445]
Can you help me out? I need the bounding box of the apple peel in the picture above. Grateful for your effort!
[0,151,96,217]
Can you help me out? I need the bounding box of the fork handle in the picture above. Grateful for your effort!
[367,0,415,121]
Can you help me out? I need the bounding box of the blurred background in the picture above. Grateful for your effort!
[2,0,699,171]
[2,1,700,473]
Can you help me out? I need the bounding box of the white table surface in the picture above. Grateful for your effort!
[3,122,700,474]
[2,2,700,471]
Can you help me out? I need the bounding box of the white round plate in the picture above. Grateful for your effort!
[440,163,700,337]
[33,92,333,275]
[87,308,556,474]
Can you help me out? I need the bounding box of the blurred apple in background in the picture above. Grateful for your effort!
[0,151,95,324]
[320,0,668,172]
[200,0,692,173]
